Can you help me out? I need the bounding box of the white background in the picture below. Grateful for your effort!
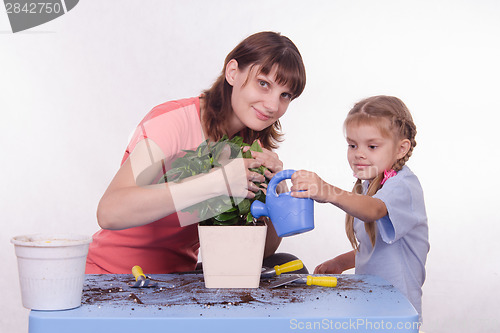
[1,1,500,332]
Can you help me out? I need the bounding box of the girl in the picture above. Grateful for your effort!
[86,31,307,274]
[290,96,429,321]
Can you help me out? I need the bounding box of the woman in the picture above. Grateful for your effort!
[86,31,307,274]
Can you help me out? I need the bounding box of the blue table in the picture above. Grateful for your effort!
[29,274,419,332]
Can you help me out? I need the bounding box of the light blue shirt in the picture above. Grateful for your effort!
[354,165,429,321]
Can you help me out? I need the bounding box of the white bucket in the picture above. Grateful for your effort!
[11,234,92,310]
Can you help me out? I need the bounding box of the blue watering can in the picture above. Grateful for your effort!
[250,169,314,237]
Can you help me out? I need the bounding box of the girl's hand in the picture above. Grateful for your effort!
[314,258,345,274]
[290,170,332,203]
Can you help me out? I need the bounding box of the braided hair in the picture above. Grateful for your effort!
[344,96,417,250]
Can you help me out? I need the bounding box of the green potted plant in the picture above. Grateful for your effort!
[159,136,269,288]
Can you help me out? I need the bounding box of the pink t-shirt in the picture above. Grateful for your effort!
[86,97,205,274]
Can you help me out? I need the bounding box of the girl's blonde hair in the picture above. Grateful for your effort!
[344,95,417,250]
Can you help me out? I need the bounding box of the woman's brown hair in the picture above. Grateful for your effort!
[202,31,306,150]
[344,96,417,250]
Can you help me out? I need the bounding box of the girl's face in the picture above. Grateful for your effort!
[225,60,293,134]
[346,121,409,181]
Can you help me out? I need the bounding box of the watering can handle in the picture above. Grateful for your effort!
[250,169,297,219]
[268,169,296,196]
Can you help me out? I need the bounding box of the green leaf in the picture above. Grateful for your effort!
[237,199,251,215]
[242,150,252,159]
[212,217,240,226]
[213,142,228,161]
[171,158,189,169]
[246,212,255,224]
[254,190,266,203]
[212,200,235,215]
[181,202,203,214]
[229,136,244,146]
[158,135,270,226]
[159,167,186,183]
[214,211,239,222]
[249,140,263,152]
[198,204,211,220]
[229,143,243,158]
[189,159,204,173]
[164,167,184,177]
[178,169,193,180]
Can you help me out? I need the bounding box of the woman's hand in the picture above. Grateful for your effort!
[242,141,287,194]
[242,142,283,179]
[219,157,266,199]
[290,170,333,203]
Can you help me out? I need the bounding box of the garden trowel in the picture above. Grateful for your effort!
[268,274,337,288]
[130,265,158,288]
[261,259,304,278]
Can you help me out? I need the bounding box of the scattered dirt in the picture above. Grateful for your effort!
[128,293,143,304]
[82,274,373,308]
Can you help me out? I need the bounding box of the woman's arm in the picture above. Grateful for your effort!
[242,144,284,256]
[97,159,221,230]
[97,139,265,230]
[262,218,281,258]
[290,170,387,223]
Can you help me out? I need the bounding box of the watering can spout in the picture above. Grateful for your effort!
[250,200,268,219]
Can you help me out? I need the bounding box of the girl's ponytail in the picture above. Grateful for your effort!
[345,173,384,250]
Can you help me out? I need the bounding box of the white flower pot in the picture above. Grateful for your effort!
[198,224,267,288]
[11,233,92,310]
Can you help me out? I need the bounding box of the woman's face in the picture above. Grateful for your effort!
[226,60,293,134]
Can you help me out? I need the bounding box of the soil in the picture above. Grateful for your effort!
[82,274,374,308]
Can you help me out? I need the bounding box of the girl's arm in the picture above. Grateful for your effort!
[314,250,355,274]
[290,170,387,223]
[97,140,265,230]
